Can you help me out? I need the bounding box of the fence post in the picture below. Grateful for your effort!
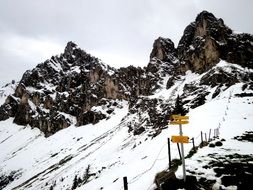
[201,131,203,144]
[205,133,207,142]
[168,138,171,169]
[192,137,195,150]
[177,143,182,160]
[208,129,211,141]
[215,128,218,138]
[123,176,128,190]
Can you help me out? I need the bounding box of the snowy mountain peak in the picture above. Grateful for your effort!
[63,41,101,68]
[150,37,176,62]
[177,10,253,73]
[64,41,78,53]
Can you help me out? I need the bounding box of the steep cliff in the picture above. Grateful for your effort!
[177,11,253,73]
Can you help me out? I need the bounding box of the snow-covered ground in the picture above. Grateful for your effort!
[0,80,252,190]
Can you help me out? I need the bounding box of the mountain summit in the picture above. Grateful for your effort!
[177,11,253,72]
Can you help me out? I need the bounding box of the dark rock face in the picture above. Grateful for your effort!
[125,97,172,136]
[77,111,106,126]
[177,11,253,73]
[0,95,19,120]
[234,131,253,142]
[199,67,240,87]
[148,37,180,78]
[220,33,253,68]
[0,170,21,190]
[150,37,176,62]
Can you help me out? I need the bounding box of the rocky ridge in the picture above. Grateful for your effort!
[0,11,253,137]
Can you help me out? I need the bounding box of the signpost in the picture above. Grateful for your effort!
[169,114,189,182]
[170,120,189,125]
[171,135,189,144]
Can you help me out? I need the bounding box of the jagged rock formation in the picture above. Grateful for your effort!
[150,37,177,62]
[177,11,253,73]
[147,10,253,110]
[0,42,162,136]
[0,11,253,137]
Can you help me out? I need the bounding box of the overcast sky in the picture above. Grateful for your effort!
[0,0,252,87]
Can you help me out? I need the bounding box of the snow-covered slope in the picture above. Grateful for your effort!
[0,67,252,189]
[175,96,253,189]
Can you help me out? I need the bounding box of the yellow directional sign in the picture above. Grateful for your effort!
[169,120,189,125]
[170,115,189,120]
[169,115,189,125]
[171,135,189,143]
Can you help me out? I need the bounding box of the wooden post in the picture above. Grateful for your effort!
[192,137,195,149]
[208,129,211,141]
[205,133,207,142]
[201,131,203,144]
[177,143,182,160]
[168,138,172,169]
[123,176,128,190]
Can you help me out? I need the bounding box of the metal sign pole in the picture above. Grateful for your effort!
[169,114,189,182]
[179,123,186,182]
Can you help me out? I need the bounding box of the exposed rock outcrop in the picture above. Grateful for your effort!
[177,11,253,73]
[150,37,177,62]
